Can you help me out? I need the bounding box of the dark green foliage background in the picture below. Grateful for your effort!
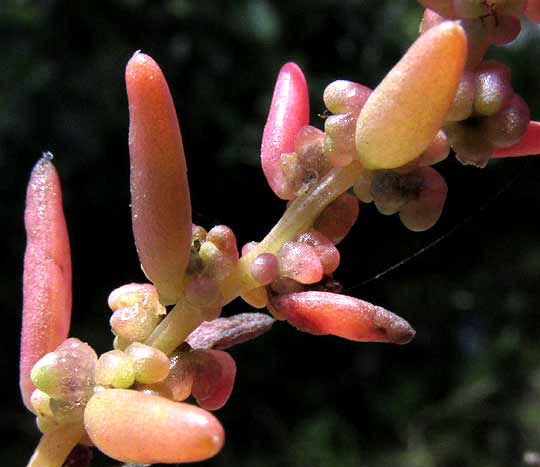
[2,1,540,466]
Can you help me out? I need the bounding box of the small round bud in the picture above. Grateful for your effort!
[445,120,495,168]
[474,61,512,117]
[206,225,238,257]
[323,80,371,115]
[110,303,161,343]
[297,230,340,275]
[31,339,97,404]
[371,170,423,216]
[95,350,136,389]
[251,253,279,285]
[277,241,323,285]
[324,113,358,167]
[163,351,194,401]
[399,167,448,231]
[482,93,530,148]
[125,343,170,384]
[108,283,164,314]
[200,226,238,281]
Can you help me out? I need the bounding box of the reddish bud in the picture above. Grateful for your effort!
[277,241,323,284]
[296,230,340,275]
[399,167,448,232]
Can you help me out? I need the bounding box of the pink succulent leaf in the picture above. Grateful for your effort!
[84,389,224,464]
[20,154,72,412]
[191,349,237,411]
[271,291,415,344]
[126,51,192,305]
[261,62,310,199]
[492,121,540,158]
[186,313,275,350]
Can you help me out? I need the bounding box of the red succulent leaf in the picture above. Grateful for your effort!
[261,62,310,200]
[191,349,237,411]
[20,155,72,412]
[271,291,415,344]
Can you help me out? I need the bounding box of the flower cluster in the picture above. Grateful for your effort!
[19,2,540,466]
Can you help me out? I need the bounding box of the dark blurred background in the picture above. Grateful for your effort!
[2,1,540,466]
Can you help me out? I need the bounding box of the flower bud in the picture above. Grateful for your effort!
[107,283,164,314]
[31,339,97,404]
[296,230,340,275]
[482,94,530,149]
[251,253,279,285]
[323,80,371,115]
[125,342,170,384]
[110,304,161,343]
[474,61,512,117]
[159,351,195,401]
[399,167,448,231]
[95,350,135,389]
[277,241,323,284]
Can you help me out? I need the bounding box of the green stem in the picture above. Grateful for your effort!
[144,297,204,355]
[27,423,84,467]
[220,161,363,303]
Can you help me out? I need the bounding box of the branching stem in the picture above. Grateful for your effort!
[146,161,363,355]
[220,161,363,303]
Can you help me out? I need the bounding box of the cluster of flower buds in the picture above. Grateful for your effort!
[419,4,533,167]
[19,3,540,466]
